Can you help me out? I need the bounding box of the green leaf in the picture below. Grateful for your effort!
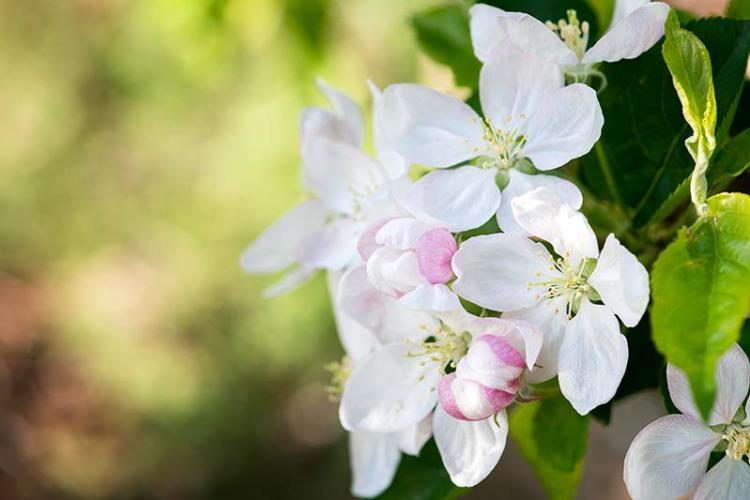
[411,5,480,89]
[651,192,750,418]
[727,0,750,19]
[377,439,465,500]
[509,395,588,500]
[709,128,750,192]
[580,18,750,227]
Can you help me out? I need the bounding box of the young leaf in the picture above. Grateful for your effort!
[509,396,588,500]
[651,193,750,418]
[727,0,750,19]
[377,439,465,500]
[580,18,750,227]
[411,5,480,89]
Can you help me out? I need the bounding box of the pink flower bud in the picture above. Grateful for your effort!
[456,334,526,392]
[415,228,457,284]
[438,373,515,421]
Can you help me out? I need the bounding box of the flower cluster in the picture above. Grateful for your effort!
[243,1,669,497]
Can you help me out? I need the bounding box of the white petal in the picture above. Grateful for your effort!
[433,405,508,487]
[397,415,433,457]
[316,78,365,148]
[297,218,360,271]
[300,108,359,147]
[379,84,485,168]
[452,233,551,312]
[241,199,328,274]
[693,456,750,500]
[479,45,563,129]
[623,414,721,500]
[399,284,461,312]
[558,300,628,415]
[497,170,583,235]
[500,318,544,371]
[368,80,409,180]
[375,217,434,250]
[366,247,425,297]
[523,83,603,171]
[504,297,568,383]
[510,187,599,266]
[455,335,525,392]
[328,271,381,363]
[261,266,317,298]
[611,0,650,25]
[667,344,750,426]
[349,431,401,498]
[583,3,670,65]
[402,167,501,233]
[469,4,512,63]
[338,266,439,344]
[496,14,578,67]
[302,137,384,214]
[589,234,650,327]
[340,343,440,433]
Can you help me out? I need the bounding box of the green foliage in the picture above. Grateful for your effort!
[378,440,465,500]
[581,17,750,227]
[411,5,480,89]
[727,0,750,19]
[709,128,750,191]
[509,396,588,500]
[651,193,750,418]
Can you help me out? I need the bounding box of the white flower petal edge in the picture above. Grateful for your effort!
[349,431,401,498]
[379,84,485,168]
[240,199,328,274]
[667,344,750,426]
[433,405,508,487]
[340,343,440,433]
[588,234,650,327]
[491,12,578,67]
[557,299,628,415]
[399,283,462,312]
[402,167,501,233]
[469,4,528,63]
[582,2,670,65]
[261,266,317,298]
[315,77,365,147]
[623,414,722,500]
[397,415,433,457]
[693,456,750,500]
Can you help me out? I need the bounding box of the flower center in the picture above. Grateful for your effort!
[528,253,598,318]
[475,117,528,170]
[347,170,383,219]
[324,355,352,402]
[722,424,750,461]
[546,10,590,61]
[406,322,472,375]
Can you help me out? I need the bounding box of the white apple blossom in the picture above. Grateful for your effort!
[470,0,670,83]
[241,80,405,296]
[357,216,461,312]
[624,344,750,500]
[327,272,432,498]
[379,45,597,233]
[452,187,649,414]
[335,272,542,486]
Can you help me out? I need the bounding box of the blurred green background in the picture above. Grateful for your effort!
[0,0,731,499]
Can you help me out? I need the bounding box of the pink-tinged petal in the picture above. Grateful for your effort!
[438,373,514,422]
[693,456,750,500]
[583,2,670,65]
[340,343,440,433]
[375,217,434,250]
[379,84,485,168]
[504,297,568,383]
[522,84,603,171]
[452,233,552,312]
[316,78,365,148]
[456,335,525,392]
[397,415,433,457]
[589,233,650,327]
[357,218,391,261]
[366,247,425,297]
[349,431,401,498]
[398,284,461,312]
[623,414,721,500]
[510,187,599,268]
[495,14,578,67]
[402,167,501,233]
[496,318,544,372]
[667,344,750,426]
[433,405,508,487]
[558,300,628,415]
[416,228,457,284]
[497,170,582,235]
[479,45,563,130]
[241,199,328,274]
